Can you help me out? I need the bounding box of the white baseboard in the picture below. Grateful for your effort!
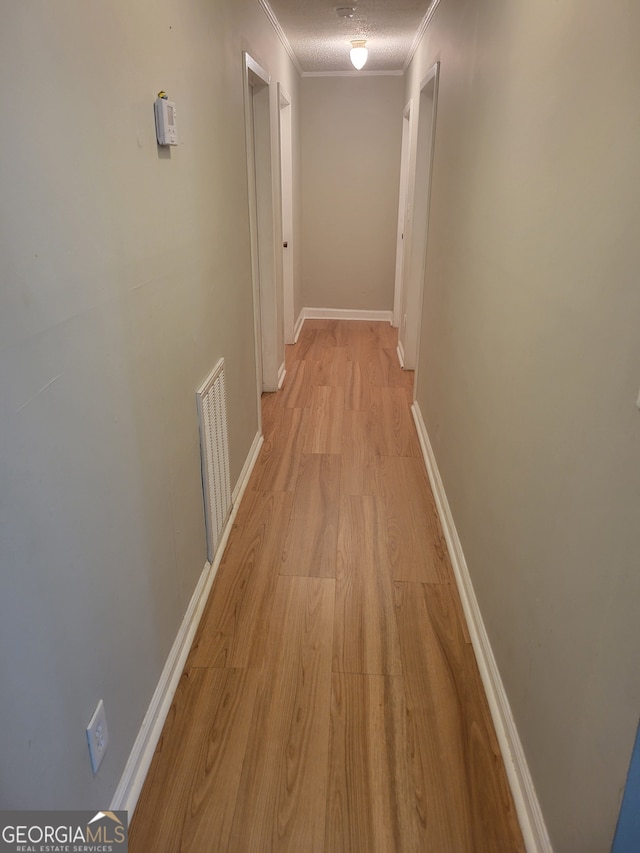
[396,341,405,368]
[277,362,286,390]
[302,307,393,323]
[232,431,264,504]
[111,430,264,819]
[293,311,305,343]
[411,402,552,853]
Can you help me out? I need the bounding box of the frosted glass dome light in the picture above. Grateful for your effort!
[350,40,368,70]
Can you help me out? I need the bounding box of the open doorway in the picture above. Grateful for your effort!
[243,52,279,403]
[393,101,412,345]
[397,62,440,376]
[278,85,295,346]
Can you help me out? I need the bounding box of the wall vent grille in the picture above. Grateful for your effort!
[196,358,232,562]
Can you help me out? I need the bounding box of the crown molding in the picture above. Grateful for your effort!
[258,0,303,75]
[404,0,441,71]
[258,0,440,79]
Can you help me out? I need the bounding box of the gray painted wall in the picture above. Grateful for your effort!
[300,75,404,312]
[408,1,640,850]
[0,0,299,809]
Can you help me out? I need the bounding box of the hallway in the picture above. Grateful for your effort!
[129,320,525,851]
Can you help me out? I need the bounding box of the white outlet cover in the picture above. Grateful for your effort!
[86,699,109,774]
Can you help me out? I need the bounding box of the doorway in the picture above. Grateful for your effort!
[278,85,295,346]
[393,102,412,345]
[398,62,440,375]
[243,53,279,401]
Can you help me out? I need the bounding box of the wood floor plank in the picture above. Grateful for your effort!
[346,322,380,362]
[384,348,414,391]
[304,385,344,454]
[332,320,360,348]
[280,359,311,408]
[366,346,401,387]
[312,345,348,387]
[261,389,282,436]
[344,359,373,411]
[129,666,259,853]
[285,341,298,369]
[342,320,397,360]
[375,321,399,349]
[326,672,418,852]
[303,318,334,331]
[186,490,292,669]
[341,410,384,496]
[334,495,402,675]
[303,329,332,362]
[315,324,340,349]
[281,453,340,577]
[393,582,525,852]
[369,386,421,458]
[293,327,318,361]
[229,576,335,852]
[252,406,309,492]
[380,455,451,583]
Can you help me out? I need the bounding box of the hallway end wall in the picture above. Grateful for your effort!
[406,1,640,851]
[300,75,404,312]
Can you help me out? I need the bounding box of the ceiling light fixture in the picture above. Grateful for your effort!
[350,39,368,70]
[335,6,356,19]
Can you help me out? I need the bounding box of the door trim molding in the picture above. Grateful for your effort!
[400,61,439,372]
[393,100,413,328]
[411,401,552,853]
[245,52,270,86]
[243,51,279,397]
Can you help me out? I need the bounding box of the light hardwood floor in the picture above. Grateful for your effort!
[129,320,525,852]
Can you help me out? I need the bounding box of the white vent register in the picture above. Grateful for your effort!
[196,358,232,562]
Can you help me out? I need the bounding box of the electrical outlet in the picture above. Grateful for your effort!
[86,700,109,774]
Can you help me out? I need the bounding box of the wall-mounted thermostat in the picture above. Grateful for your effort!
[154,94,178,146]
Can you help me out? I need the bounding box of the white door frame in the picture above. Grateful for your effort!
[243,52,279,405]
[399,62,440,375]
[278,85,295,345]
[393,99,413,343]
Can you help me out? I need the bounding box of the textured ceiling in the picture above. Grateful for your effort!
[264,0,436,74]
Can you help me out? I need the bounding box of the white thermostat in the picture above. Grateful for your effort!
[154,95,178,146]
